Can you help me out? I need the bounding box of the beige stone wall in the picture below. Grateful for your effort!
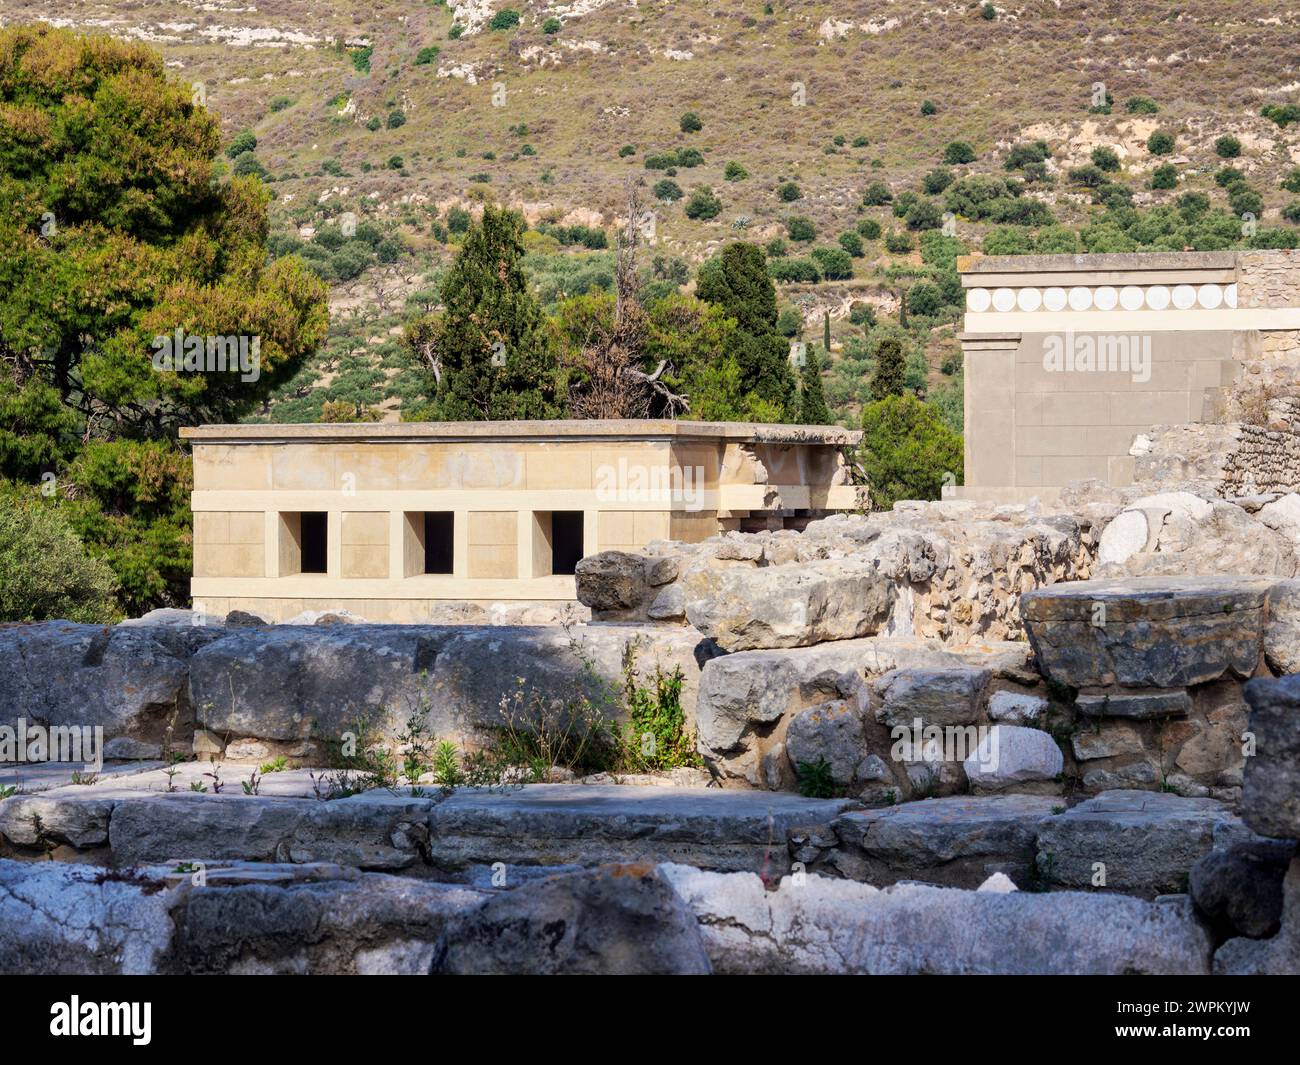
[188,429,861,619]
[193,511,264,578]
[964,330,1238,490]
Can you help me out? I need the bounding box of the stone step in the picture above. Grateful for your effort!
[2,776,1240,898]
[0,781,857,876]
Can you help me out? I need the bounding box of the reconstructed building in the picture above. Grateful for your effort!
[181,420,863,621]
[956,249,1300,503]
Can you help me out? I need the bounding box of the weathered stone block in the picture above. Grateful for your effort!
[1035,789,1240,896]
[1021,576,1273,689]
[1241,675,1300,840]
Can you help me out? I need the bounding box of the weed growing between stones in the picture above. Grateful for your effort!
[796,757,836,798]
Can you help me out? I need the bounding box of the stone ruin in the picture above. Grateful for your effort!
[2,476,1300,973]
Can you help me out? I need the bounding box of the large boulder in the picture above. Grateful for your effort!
[1095,492,1295,578]
[1214,857,1300,975]
[189,623,709,756]
[1035,790,1240,896]
[1190,836,1296,940]
[0,858,174,974]
[574,551,653,614]
[1241,675,1300,840]
[1263,578,1300,675]
[963,725,1063,792]
[784,700,878,787]
[682,560,894,650]
[0,622,220,754]
[819,794,1059,887]
[660,864,1212,974]
[432,864,712,975]
[1021,576,1274,689]
[872,667,990,728]
[171,865,485,975]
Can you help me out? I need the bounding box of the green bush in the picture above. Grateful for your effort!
[838,231,865,257]
[676,147,704,168]
[920,99,937,116]
[1091,146,1121,172]
[980,2,996,18]
[226,129,256,158]
[778,181,802,201]
[415,46,440,65]
[1214,135,1242,159]
[618,144,636,157]
[489,9,521,30]
[366,115,381,131]
[1151,163,1178,190]
[724,161,749,181]
[1281,202,1300,224]
[449,24,464,39]
[0,494,119,623]
[270,96,293,112]
[862,181,892,206]
[680,111,703,133]
[857,218,882,240]
[1282,169,1300,194]
[542,16,562,34]
[350,46,373,73]
[905,198,943,231]
[860,394,963,510]
[1261,103,1300,128]
[1147,130,1175,155]
[1228,184,1264,218]
[786,216,816,241]
[884,230,913,254]
[1004,140,1050,170]
[942,141,977,164]
[922,167,954,194]
[1068,164,1107,188]
[683,186,722,220]
[1126,96,1159,114]
[654,179,683,201]
[768,257,821,283]
[810,246,853,279]
[1216,166,1246,187]
[387,109,406,129]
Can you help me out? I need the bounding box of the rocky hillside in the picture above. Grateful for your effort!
[9,1,1300,421]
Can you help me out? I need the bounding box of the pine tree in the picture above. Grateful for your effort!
[799,350,832,424]
[420,205,560,420]
[870,336,907,401]
[695,242,797,419]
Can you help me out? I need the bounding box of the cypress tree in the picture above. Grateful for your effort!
[695,242,798,419]
[428,205,560,420]
[870,335,907,401]
[823,310,832,354]
[799,349,832,424]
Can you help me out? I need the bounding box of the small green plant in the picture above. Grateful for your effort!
[621,650,700,772]
[70,771,98,786]
[448,23,464,39]
[0,784,17,799]
[259,756,289,774]
[350,46,374,73]
[189,780,207,793]
[796,758,836,799]
[433,741,464,788]
[242,769,261,795]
